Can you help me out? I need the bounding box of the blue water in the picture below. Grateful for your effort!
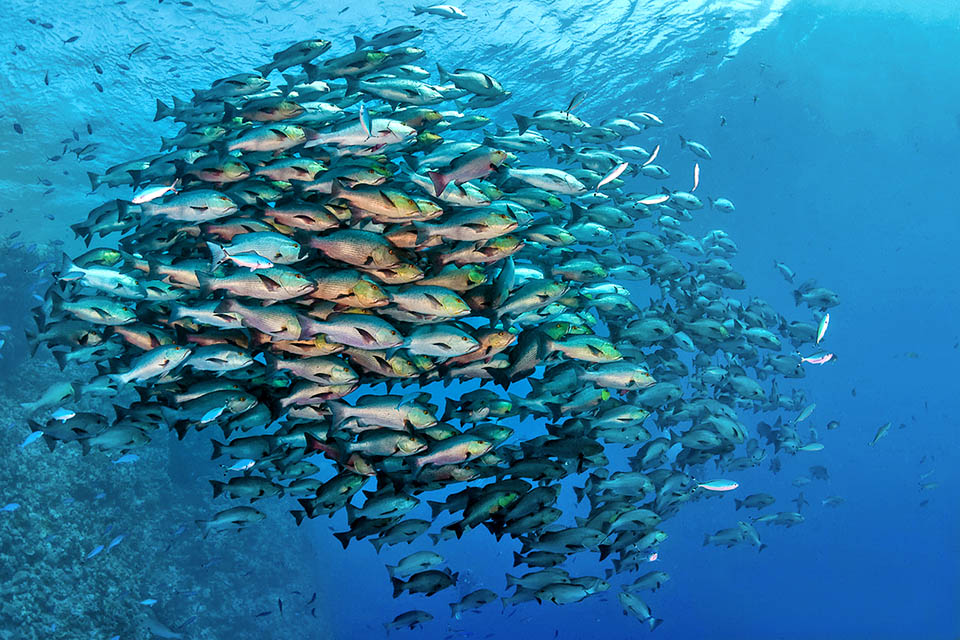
[1,1,958,638]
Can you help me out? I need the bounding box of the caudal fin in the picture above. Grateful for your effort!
[154,99,173,121]
[513,113,531,135]
[86,171,101,193]
[206,241,229,270]
[427,170,450,197]
[209,480,226,499]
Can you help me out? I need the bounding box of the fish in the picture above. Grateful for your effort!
[697,479,739,492]
[85,544,105,559]
[816,313,830,344]
[20,431,44,448]
[132,180,180,204]
[0,503,19,512]
[21,26,845,634]
[412,4,467,19]
[869,422,891,446]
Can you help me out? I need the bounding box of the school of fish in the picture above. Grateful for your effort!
[26,24,842,631]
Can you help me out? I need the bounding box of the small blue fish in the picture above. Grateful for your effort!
[95,492,107,500]
[139,599,158,606]
[51,407,76,422]
[200,406,225,423]
[20,431,43,448]
[172,524,187,536]
[113,453,139,464]
[108,534,125,550]
[1,503,20,512]
[225,458,256,472]
[104,524,114,535]
[62,497,75,505]
[0,324,11,331]
[86,544,105,559]
[109,636,120,640]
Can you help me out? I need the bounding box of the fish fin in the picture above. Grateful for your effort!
[426,171,448,198]
[154,98,173,121]
[209,480,225,499]
[513,114,531,135]
[390,577,404,598]
[210,439,224,460]
[290,510,306,526]
[86,171,100,192]
[51,349,68,371]
[332,530,352,549]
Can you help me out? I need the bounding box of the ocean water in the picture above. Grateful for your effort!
[0,1,957,639]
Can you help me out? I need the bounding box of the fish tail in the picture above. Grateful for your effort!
[254,62,273,78]
[194,519,210,539]
[734,498,743,510]
[679,134,687,148]
[426,170,449,197]
[649,618,663,632]
[332,530,353,549]
[513,113,531,135]
[210,438,225,460]
[412,5,426,15]
[702,534,710,546]
[86,171,100,192]
[436,63,449,80]
[353,35,366,50]
[511,551,523,567]
[206,241,229,270]
[59,251,82,281]
[390,577,404,599]
[51,349,67,371]
[290,510,306,526]
[209,480,225,499]
[196,272,214,296]
[326,400,350,426]
[154,98,173,122]
[107,373,127,387]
